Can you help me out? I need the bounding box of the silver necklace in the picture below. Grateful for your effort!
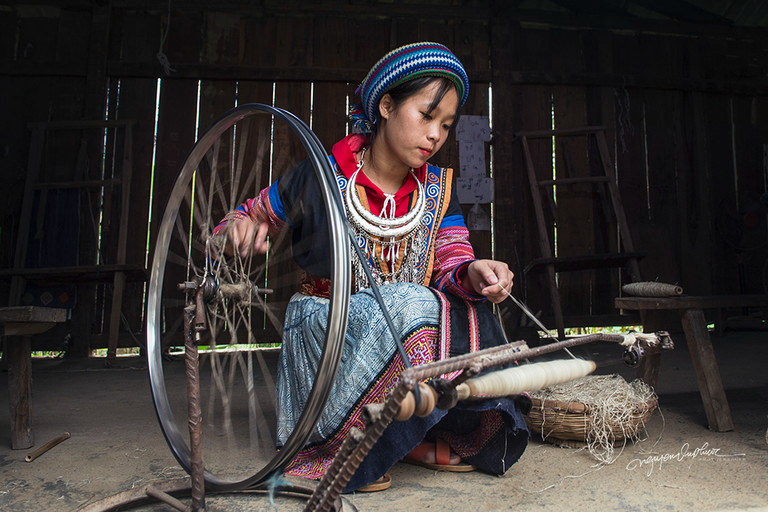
[344,149,426,237]
[344,148,428,290]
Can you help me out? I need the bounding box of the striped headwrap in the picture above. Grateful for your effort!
[349,42,469,134]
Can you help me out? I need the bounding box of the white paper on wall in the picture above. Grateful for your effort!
[458,141,486,177]
[455,115,491,142]
[455,115,493,204]
[456,176,494,204]
[467,202,491,231]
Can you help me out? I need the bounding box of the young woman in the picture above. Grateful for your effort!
[218,42,529,492]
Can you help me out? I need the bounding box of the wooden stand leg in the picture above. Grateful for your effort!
[106,270,126,366]
[680,309,734,432]
[8,336,34,449]
[636,352,661,390]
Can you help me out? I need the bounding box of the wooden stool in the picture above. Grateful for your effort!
[0,306,68,449]
[615,294,768,432]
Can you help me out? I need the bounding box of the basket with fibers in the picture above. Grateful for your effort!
[524,373,658,463]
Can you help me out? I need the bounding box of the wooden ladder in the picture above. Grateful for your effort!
[516,126,642,338]
[3,120,144,365]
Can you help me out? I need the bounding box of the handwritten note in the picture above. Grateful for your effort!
[456,115,492,204]
[455,115,491,142]
[458,141,486,178]
[456,176,494,204]
[467,203,491,231]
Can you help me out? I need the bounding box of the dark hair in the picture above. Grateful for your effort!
[368,76,463,144]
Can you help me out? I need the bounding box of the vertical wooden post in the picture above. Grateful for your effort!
[520,135,566,338]
[107,124,134,366]
[7,336,33,449]
[9,127,46,306]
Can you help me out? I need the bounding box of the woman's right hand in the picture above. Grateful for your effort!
[225,217,270,259]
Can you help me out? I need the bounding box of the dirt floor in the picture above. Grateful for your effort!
[1,328,767,512]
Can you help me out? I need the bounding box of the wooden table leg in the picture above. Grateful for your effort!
[7,335,34,449]
[636,353,661,390]
[106,270,126,366]
[680,309,734,432]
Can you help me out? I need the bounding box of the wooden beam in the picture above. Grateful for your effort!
[501,69,768,95]
[0,306,67,325]
[629,0,733,24]
[27,120,135,129]
[511,10,763,37]
[111,0,492,21]
[106,62,495,84]
[615,294,768,310]
[104,61,768,95]
[524,252,645,273]
[549,0,634,17]
[0,264,148,284]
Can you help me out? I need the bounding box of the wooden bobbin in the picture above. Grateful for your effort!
[395,382,439,421]
[414,382,437,418]
[395,392,416,421]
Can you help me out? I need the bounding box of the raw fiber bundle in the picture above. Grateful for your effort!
[525,374,657,464]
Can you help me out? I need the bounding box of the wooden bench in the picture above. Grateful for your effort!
[615,294,768,432]
[0,306,68,449]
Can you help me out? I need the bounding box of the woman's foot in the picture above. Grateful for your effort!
[356,473,391,492]
[403,439,475,472]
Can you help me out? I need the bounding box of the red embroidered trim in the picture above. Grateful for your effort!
[299,275,332,298]
[435,410,505,458]
[467,300,480,353]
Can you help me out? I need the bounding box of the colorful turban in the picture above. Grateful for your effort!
[350,42,469,133]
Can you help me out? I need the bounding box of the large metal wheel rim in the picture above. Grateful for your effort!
[145,103,351,491]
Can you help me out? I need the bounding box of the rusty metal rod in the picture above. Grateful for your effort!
[78,477,192,512]
[405,333,629,384]
[311,375,414,512]
[184,305,206,512]
[177,280,273,298]
[449,340,529,386]
[302,427,364,512]
[145,486,189,512]
[25,431,70,462]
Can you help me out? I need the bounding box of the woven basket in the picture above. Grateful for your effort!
[524,394,658,444]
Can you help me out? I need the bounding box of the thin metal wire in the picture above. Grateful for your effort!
[500,287,577,359]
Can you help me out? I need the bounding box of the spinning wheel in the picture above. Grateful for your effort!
[145,104,351,492]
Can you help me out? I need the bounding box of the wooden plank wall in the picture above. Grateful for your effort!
[494,17,768,330]
[1,1,767,351]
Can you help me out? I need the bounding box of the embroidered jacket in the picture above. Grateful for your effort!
[215,134,483,301]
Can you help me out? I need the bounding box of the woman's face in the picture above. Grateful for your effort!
[376,81,459,170]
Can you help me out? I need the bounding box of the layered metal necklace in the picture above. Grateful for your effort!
[344,148,428,291]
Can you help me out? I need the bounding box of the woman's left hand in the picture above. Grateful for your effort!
[466,259,514,303]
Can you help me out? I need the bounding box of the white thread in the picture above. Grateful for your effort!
[459,359,596,399]
[499,287,577,359]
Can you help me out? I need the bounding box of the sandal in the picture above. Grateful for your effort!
[356,473,392,492]
[403,439,475,472]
